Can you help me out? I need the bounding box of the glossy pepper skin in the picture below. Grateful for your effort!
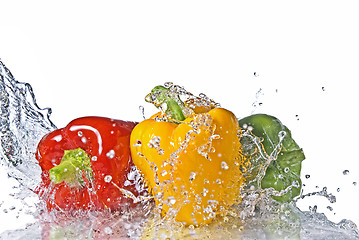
[130,86,245,226]
[35,116,138,212]
[238,114,305,202]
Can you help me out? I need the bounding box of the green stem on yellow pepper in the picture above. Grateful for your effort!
[150,85,186,121]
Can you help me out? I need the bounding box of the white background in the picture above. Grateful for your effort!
[1,0,359,233]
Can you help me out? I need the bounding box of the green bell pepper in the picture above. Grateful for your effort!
[239,114,305,202]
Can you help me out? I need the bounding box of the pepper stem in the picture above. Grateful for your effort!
[49,148,93,188]
[149,85,186,121]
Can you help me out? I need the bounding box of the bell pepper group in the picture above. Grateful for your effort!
[35,84,304,228]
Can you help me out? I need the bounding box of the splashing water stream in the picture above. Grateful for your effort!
[0,61,358,239]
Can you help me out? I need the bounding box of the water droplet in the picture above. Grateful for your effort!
[104,175,112,183]
[157,149,165,155]
[221,161,229,170]
[343,170,349,175]
[337,188,340,192]
[199,93,208,99]
[284,167,290,173]
[202,188,209,197]
[104,227,112,234]
[209,147,215,153]
[209,212,216,218]
[81,137,87,143]
[77,131,83,137]
[322,86,325,91]
[327,206,333,211]
[309,205,317,213]
[124,180,131,186]
[305,174,310,179]
[295,114,300,120]
[148,136,161,149]
[167,196,176,205]
[64,168,68,172]
[278,131,287,139]
[133,140,142,147]
[106,150,115,159]
[353,182,357,186]
[161,170,167,176]
[254,72,259,77]
[216,179,222,184]
[139,105,146,120]
[155,192,163,199]
[91,156,97,161]
[164,82,174,88]
[189,172,196,181]
[153,136,161,144]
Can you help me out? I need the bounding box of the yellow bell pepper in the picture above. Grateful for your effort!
[130,85,245,226]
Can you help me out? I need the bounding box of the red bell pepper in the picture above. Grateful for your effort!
[35,116,140,212]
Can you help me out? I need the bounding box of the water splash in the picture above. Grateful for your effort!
[0,60,56,190]
[251,88,264,114]
[0,63,359,239]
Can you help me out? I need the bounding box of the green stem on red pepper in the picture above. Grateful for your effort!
[49,148,93,188]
